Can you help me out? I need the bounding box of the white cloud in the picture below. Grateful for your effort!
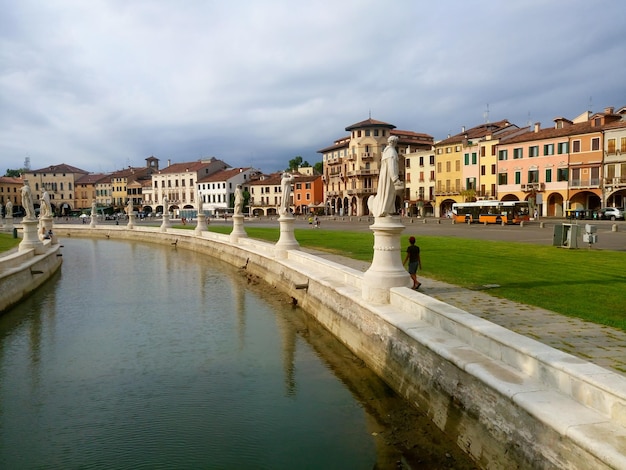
[1,0,625,173]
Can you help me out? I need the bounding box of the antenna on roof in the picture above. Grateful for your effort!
[484,103,490,123]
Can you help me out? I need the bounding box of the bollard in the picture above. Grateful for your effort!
[484,221,488,226]
[540,222,545,228]
[520,221,524,227]
[423,218,427,224]
[612,224,618,232]
[501,220,505,226]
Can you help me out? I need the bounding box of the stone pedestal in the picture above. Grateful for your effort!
[40,216,58,244]
[362,216,409,303]
[4,216,13,232]
[194,212,208,235]
[90,213,97,228]
[127,214,136,229]
[274,215,300,258]
[160,213,171,232]
[230,214,247,243]
[19,219,45,254]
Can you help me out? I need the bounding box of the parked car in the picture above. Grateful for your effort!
[599,207,624,220]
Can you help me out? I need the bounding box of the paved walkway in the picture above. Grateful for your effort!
[309,249,626,376]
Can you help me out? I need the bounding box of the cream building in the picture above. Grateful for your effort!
[318,118,433,216]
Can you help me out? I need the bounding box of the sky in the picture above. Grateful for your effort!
[2,0,625,175]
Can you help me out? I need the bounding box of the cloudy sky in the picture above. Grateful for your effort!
[2,0,625,175]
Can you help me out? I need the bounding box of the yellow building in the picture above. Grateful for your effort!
[23,163,89,216]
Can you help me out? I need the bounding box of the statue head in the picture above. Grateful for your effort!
[388,135,399,146]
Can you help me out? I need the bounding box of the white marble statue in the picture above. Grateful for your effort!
[279,172,295,216]
[21,182,36,220]
[234,184,244,215]
[91,200,97,216]
[367,136,403,217]
[126,199,133,216]
[40,191,52,218]
[5,200,12,218]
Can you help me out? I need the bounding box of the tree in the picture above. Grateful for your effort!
[313,162,323,175]
[287,156,303,171]
[5,169,25,177]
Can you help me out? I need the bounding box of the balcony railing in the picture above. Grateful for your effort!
[570,179,600,188]
[347,188,375,195]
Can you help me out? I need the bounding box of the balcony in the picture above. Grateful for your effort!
[360,152,378,161]
[521,183,545,192]
[347,187,375,196]
[346,168,379,177]
[326,158,342,166]
[570,179,600,189]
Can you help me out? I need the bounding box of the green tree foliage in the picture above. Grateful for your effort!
[5,169,25,177]
[313,162,323,175]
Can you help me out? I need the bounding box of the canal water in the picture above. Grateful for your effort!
[0,238,477,469]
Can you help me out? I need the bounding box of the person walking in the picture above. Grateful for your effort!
[403,236,422,290]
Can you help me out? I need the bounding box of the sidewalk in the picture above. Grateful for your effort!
[309,249,626,376]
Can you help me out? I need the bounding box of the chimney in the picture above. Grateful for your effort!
[461,126,466,133]
[534,122,541,133]
[167,159,171,167]
[605,107,615,114]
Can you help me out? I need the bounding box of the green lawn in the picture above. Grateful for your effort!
[207,225,626,331]
[0,233,20,253]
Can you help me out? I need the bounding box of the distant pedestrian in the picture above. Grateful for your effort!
[403,236,422,290]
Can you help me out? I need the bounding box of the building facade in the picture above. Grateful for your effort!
[197,167,255,215]
[319,118,433,216]
[23,163,89,216]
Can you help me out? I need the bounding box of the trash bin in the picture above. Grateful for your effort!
[563,223,579,249]
[13,227,18,238]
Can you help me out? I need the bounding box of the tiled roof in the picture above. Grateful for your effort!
[345,118,396,131]
[76,173,109,185]
[197,167,253,183]
[30,163,89,174]
[158,158,229,175]
[502,118,626,145]
[248,172,283,186]
[436,119,513,145]
[0,176,23,184]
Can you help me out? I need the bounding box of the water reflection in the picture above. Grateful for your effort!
[0,238,477,469]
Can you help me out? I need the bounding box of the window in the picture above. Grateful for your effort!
[405,158,411,168]
[481,165,486,176]
[464,153,469,165]
[621,137,626,153]
[557,142,569,154]
[608,139,616,154]
[528,170,539,183]
[557,168,568,182]
[513,148,523,159]
[591,137,600,151]
[572,140,581,152]
[455,160,460,171]
[480,146,486,157]
[545,168,552,182]
[498,149,508,161]
[445,161,451,172]
[529,146,539,157]
[543,144,554,156]
[472,153,477,164]
[419,156,424,166]
[491,164,496,174]
[514,171,521,184]
[429,170,435,181]
[498,173,508,185]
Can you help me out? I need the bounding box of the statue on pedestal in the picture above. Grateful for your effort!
[21,182,36,220]
[367,135,403,217]
[279,172,294,217]
[40,191,52,218]
[5,200,12,218]
[234,184,244,216]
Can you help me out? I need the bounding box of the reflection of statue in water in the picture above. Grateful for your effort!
[367,136,403,217]
[21,182,36,220]
[279,172,295,216]
[234,184,244,215]
[5,200,13,218]
[40,191,52,217]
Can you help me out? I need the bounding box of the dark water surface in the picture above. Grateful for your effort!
[0,238,476,469]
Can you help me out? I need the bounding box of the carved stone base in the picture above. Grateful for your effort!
[160,214,171,232]
[362,216,409,303]
[195,213,208,235]
[275,215,300,258]
[127,214,136,229]
[19,219,45,254]
[230,214,247,243]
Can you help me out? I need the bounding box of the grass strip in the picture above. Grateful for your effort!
[207,225,626,331]
[0,233,20,253]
